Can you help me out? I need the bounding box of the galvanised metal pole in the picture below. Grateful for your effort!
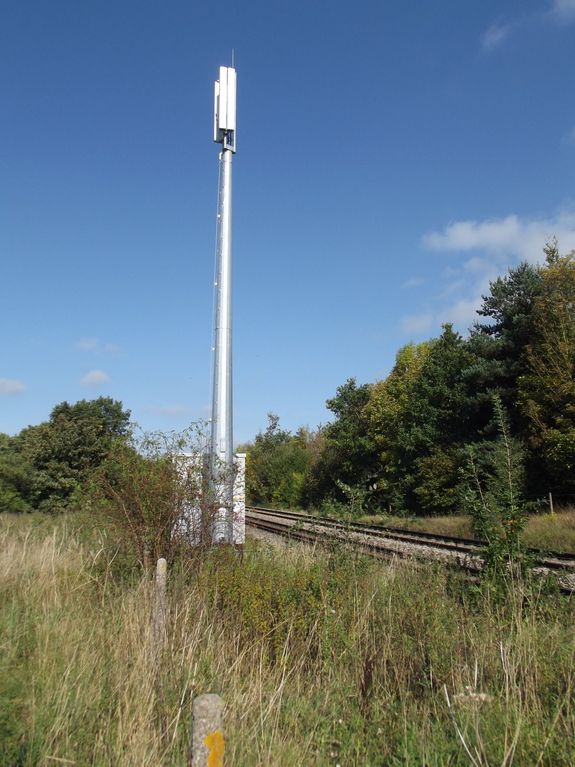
[210,65,236,543]
[210,147,233,542]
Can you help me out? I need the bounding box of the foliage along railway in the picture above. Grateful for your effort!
[246,506,575,593]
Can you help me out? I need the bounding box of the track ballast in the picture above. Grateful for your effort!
[245,506,575,592]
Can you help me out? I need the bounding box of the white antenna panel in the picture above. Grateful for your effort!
[214,66,236,150]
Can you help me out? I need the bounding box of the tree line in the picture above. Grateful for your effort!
[2,242,573,521]
[244,242,575,517]
[0,398,131,513]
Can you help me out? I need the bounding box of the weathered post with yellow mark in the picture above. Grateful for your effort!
[190,693,224,767]
[152,557,167,647]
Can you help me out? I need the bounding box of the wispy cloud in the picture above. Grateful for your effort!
[563,124,575,145]
[482,2,575,51]
[401,313,434,336]
[80,369,110,387]
[423,209,575,263]
[436,279,466,300]
[75,338,120,353]
[551,0,575,22]
[76,338,99,351]
[0,378,26,395]
[402,276,424,289]
[481,22,510,50]
[438,295,489,329]
[406,207,575,337]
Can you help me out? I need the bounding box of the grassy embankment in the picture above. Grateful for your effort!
[353,510,575,553]
[1,512,574,766]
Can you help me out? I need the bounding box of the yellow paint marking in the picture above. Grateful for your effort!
[204,730,225,767]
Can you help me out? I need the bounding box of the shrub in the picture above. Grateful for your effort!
[89,427,210,567]
[463,396,526,583]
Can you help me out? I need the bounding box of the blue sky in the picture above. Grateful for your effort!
[2,0,575,443]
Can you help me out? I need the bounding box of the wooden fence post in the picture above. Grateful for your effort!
[549,492,555,515]
[189,694,224,767]
[152,557,167,647]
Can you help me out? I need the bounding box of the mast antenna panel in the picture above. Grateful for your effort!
[214,66,236,152]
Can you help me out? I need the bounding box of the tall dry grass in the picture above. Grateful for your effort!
[1,513,574,766]
[361,509,575,552]
[522,508,575,551]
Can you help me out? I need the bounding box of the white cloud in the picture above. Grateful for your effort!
[423,210,575,263]
[463,257,491,272]
[551,0,575,21]
[436,280,466,299]
[482,2,575,51]
[481,23,510,49]
[438,297,485,328]
[412,271,495,336]
[80,369,110,387]
[76,338,120,353]
[0,378,26,395]
[402,276,424,289]
[411,207,575,336]
[401,313,434,335]
[563,125,575,145]
[76,338,99,350]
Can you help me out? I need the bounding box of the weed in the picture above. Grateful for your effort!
[1,514,574,765]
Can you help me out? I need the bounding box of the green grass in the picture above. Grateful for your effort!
[1,512,574,765]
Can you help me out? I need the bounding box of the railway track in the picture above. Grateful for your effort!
[246,506,575,592]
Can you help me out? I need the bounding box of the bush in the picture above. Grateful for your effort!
[89,427,210,567]
[463,396,527,583]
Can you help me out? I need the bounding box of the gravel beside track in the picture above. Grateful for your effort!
[246,506,575,592]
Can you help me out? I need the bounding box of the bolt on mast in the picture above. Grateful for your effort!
[210,65,237,542]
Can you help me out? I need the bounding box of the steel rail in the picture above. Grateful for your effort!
[246,506,575,590]
[247,506,575,570]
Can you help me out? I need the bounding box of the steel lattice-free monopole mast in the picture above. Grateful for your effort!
[210,65,236,542]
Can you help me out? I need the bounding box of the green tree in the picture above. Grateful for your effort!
[306,379,377,508]
[394,325,475,515]
[245,415,313,508]
[364,342,432,510]
[0,434,35,513]
[519,245,575,497]
[17,397,131,511]
[469,260,542,432]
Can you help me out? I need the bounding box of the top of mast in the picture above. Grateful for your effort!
[213,66,237,153]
